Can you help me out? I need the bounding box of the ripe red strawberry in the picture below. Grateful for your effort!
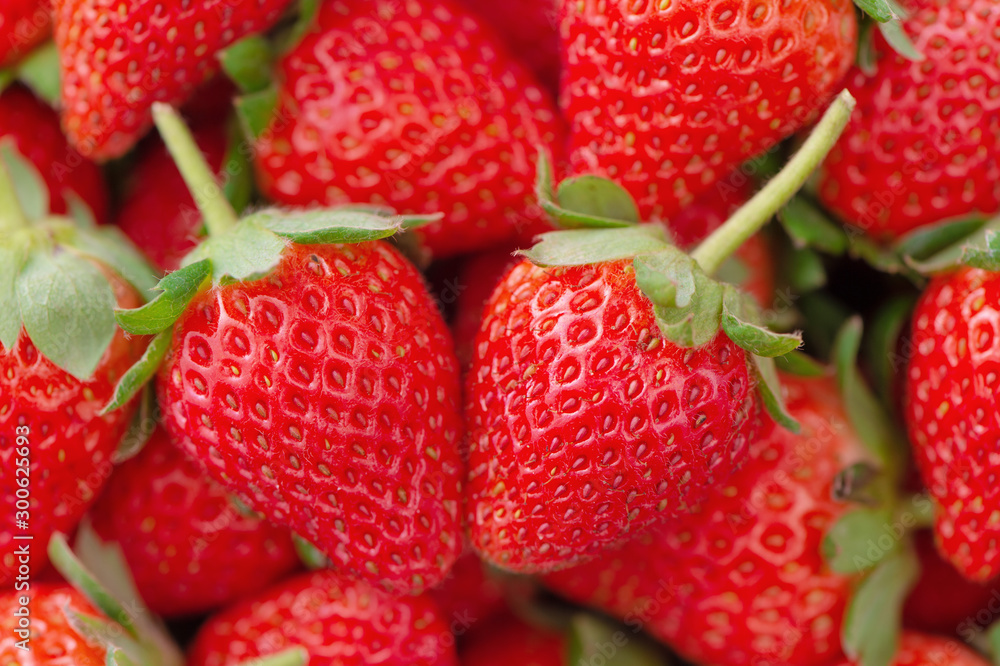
[561,0,857,222]
[818,0,1000,240]
[0,84,108,222]
[0,0,50,66]
[89,427,300,618]
[543,374,866,666]
[429,551,509,628]
[903,529,999,638]
[834,632,989,666]
[905,266,1000,581]
[187,570,459,666]
[251,0,564,259]
[458,0,560,90]
[460,613,565,666]
[0,584,104,663]
[116,126,233,272]
[53,0,293,159]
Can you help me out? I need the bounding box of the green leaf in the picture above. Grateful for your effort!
[292,534,332,570]
[0,69,13,94]
[222,122,255,215]
[823,507,896,574]
[61,609,146,663]
[112,384,158,461]
[238,649,310,666]
[101,329,172,415]
[848,234,915,278]
[16,250,116,380]
[0,140,49,219]
[778,196,848,255]
[235,87,278,141]
[115,260,210,335]
[650,268,725,349]
[833,317,907,472]
[251,208,407,244]
[15,41,60,107]
[856,21,879,76]
[556,175,640,225]
[521,226,669,267]
[842,547,919,666]
[714,254,750,290]
[752,354,800,433]
[279,0,320,53]
[961,230,1000,271]
[64,191,98,228]
[721,287,802,358]
[866,294,916,405]
[0,245,26,348]
[188,219,287,284]
[633,246,697,308]
[69,225,161,299]
[567,614,666,666]
[852,0,896,22]
[894,215,986,261]
[785,247,827,292]
[535,150,557,205]
[219,35,274,94]
[775,350,827,377]
[878,18,925,62]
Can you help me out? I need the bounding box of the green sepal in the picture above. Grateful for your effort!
[856,21,878,76]
[832,461,882,505]
[847,233,917,280]
[555,175,640,226]
[852,0,897,22]
[721,286,801,358]
[833,317,907,473]
[278,0,320,54]
[714,254,750,290]
[64,191,98,228]
[222,121,255,215]
[778,195,848,255]
[16,248,116,380]
[842,546,919,666]
[115,261,210,335]
[235,86,278,141]
[65,224,161,299]
[823,506,896,574]
[14,41,60,107]
[520,226,669,267]
[0,69,12,94]
[959,230,1000,271]
[251,207,425,244]
[878,18,925,63]
[649,271,724,349]
[895,215,987,263]
[61,609,146,665]
[774,350,828,377]
[866,294,916,405]
[111,384,159,461]
[534,153,637,230]
[293,534,332,570]
[237,649,310,666]
[0,244,27,348]
[185,218,288,283]
[101,329,171,415]
[634,246,697,308]
[219,35,274,94]
[752,354,800,433]
[784,247,827,292]
[567,614,667,666]
[0,139,49,219]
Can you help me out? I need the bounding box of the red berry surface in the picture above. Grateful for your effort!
[834,631,989,666]
[0,584,104,664]
[0,0,50,66]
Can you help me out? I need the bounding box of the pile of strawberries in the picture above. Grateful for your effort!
[1,0,999,664]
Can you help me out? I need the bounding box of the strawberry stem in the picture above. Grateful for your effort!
[0,142,29,233]
[691,90,856,276]
[151,102,239,237]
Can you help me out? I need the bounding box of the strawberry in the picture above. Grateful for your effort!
[458,0,560,90]
[460,613,566,666]
[0,584,104,663]
[560,0,857,222]
[905,266,1000,581]
[834,632,989,666]
[0,143,153,588]
[0,84,108,222]
[818,0,1000,241]
[465,93,855,573]
[0,0,50,66]
[88,426,300,618]
[452,249,521,369]
[187,569,458,666]
[112,105,465,594]
[249,0,564,259]
[116,125,250,272]
[903,529,999,638]
[542,374,868,666]
[53,0,293,159]
[429,551,509,630]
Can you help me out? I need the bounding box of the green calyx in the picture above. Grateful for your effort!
[853,0,925,64]
[0,139,158,381]
[47,527,185,666]
[566,614,667,666]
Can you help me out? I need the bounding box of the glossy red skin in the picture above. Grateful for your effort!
[158,241,464,594]
[906,267,1000,581]
[466,259,762,573]
[544,375,864,666]
[54,0,292,160]
[0,584,104,664]
[0,0,50,66]
[188,570,459,666]
[834,632,989,666]
[560,0,856,222]
[116,126,227,271]
[818,0,1000,240]
[0,272,144,589]
[0,85,108,222]
[89,427,299,618]
[429,551,509,628]
[903,529,1000,637]
[252,0,564,260]
[458,0,560,91]
[460,613,565,666]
